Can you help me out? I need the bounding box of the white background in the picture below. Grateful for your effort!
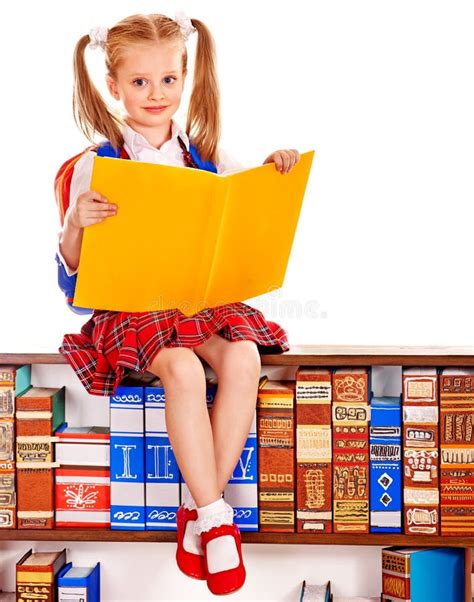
[1,0,473,600]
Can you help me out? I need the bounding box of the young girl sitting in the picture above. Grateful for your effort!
[56,11,300,596]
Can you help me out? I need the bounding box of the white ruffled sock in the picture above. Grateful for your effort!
[194,497,240,574]
[182,487,201,555]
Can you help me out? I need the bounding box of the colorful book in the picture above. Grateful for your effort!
[0,364,31,529]
[402,367,440,535]
[15,386,65,529]
[295,367,332,533]
[369,395,402,533]
[110,378,145,530]
[54,425,110,528]
[16,548,67,602]
[382,546,465,601]
[144,378,180,530]
[332,368,371,533]
[257,380,295,532]
[57,562,100,602]
[440,367,474,536]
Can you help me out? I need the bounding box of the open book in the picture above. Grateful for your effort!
[73,150,315,316]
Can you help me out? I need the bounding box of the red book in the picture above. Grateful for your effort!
[439,368,474,536]
[257,380,295,532]
[55,425,110,527]
[295,367,332,533]
[332,368,370,533]
[16,548,67,602]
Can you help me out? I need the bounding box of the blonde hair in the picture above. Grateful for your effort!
[72,13,221,164]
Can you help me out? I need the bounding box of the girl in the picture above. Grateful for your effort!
[56,11,300,596]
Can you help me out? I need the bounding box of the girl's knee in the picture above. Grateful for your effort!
[148,346,205,388]
[223,341,261,381]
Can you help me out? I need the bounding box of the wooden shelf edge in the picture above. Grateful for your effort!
[0,529,472,547]
[2,346,474,366]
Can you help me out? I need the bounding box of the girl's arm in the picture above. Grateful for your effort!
[59,219,84,275]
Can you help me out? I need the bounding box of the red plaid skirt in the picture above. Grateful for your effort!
[59,302,289,397]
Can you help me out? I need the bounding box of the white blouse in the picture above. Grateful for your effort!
[57,119,246,276]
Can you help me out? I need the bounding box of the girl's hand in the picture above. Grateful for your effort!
[263,149,301,174]
[66,190,118,229]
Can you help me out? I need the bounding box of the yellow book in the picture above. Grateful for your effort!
[74,150,315,316]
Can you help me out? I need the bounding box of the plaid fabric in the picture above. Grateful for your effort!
[59,303,289,397]
[58,138,289,397]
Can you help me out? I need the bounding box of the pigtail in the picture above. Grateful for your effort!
[186,19,221,166]
[72,34,124,150]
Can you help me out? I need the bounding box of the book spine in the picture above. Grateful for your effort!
[55,467,110,527]
[16,569,55,602]
[332,369,370,533]
[0,415,15,528]
[440,371,474,535]
[369,398,402,533]
[402,370,440,535]
[257,388,295,532]
[382,550,410,601]
[224,411,258,532]
[110,386,145,530]
[144,385,180,531]
[295,369,332,533]
[15,400,56,529]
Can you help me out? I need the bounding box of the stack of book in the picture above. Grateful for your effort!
[14,548,100,601]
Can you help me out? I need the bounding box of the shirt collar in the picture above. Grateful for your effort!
[120,118,190,156]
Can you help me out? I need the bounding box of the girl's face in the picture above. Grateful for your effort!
[106,41,186,131]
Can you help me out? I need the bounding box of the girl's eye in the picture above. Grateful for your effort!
[132,77,176,86]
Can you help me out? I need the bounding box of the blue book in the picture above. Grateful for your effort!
[57,562,100,602]
[144,379,180,530]
[110,385,145,530]
[370,395,402,533]
[382,547,465,601]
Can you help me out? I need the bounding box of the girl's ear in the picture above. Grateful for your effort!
[106,75,120,101]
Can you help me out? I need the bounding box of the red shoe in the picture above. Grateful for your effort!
[176,505,206,580]
[201,523,246,595]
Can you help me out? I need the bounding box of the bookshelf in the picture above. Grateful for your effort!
[1,345,473,601]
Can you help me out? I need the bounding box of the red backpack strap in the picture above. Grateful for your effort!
[54,145,97,227]
[55,144,130,227]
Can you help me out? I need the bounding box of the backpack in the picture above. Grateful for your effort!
[55,139,217,315]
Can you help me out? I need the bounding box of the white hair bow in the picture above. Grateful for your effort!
[89,26,108,50]
[174,10,196,42]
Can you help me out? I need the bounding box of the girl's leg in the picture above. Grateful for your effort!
[147,346,221,507]
[193,335,261,494]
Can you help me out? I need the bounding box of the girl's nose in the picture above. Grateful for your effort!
[148,84,164,101]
